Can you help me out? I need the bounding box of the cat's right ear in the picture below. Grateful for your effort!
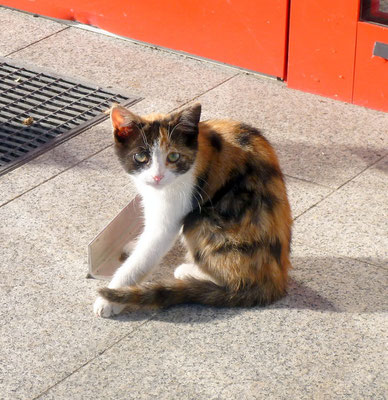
[110,105,140,143]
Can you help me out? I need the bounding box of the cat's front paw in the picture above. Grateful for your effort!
[93,296,125,318]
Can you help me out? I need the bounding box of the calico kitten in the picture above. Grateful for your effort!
[94,103,292,317]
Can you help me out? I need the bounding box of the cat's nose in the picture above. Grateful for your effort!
[153,174,164,183]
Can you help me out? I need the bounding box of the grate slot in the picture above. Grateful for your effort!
[0,58,141,175]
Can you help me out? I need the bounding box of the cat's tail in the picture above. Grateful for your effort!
[98,278,279,309]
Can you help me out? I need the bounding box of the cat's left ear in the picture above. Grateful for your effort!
[110,105,141,142]
[172,103,202,132]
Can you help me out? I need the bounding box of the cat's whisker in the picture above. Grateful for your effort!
[136,122,150,149]
[142,130,150,149]
[193,189,202,214]
[169,122,184,139]
[194,185,206,204]
[194,183,213,208]
[195,176,211,194]
[193,187,204,204]
[191,185,205,212]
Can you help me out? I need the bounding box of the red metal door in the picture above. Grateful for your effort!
[1,0,290,79]
[287,0,388,112]
[353,2,388,111]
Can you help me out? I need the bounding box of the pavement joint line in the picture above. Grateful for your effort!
[292,151,388,222]
[283,173,333,190]
[333,151,388,192]
[351,257,388,271]
[4,26,70,58]
[293,188,337,222]
[0,140,118,209]
[168,72,241,113]
[32,314,156,400]
[282,174,335,220]
[1,59,383,217]
[2,8,277,80]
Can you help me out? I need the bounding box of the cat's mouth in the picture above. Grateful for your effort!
[146,180,166,188]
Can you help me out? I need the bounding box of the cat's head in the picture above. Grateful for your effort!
[110,103,201,189]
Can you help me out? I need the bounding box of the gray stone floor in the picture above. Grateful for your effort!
[1,7,387,400]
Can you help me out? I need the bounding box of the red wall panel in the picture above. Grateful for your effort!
[353,22,388,112]
[2,0,289,79]
[287,0,360,102]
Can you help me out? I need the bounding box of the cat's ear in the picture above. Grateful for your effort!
[110,105,141,142]
[172,103,201,132]
[180,103,201,127]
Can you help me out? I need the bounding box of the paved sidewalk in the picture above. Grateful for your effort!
[0,7,387,400]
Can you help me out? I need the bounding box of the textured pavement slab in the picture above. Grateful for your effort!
[0,8,67,57]
[37,295,387,400]
[293,155,388,267]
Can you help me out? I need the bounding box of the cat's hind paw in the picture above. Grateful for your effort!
[174,263,195,280]
[93,296,125,318]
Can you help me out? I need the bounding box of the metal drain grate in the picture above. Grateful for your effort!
[0,57,141,176]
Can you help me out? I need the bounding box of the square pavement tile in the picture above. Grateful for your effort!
[0,119,114,207]
[285,176,332,219]
[293,155,388,268]
[0,8,66,56]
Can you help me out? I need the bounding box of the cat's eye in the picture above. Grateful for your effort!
[133,152,149,163]
[167,152,180,163]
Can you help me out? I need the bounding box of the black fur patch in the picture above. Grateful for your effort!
[183,132,198,150]
[237,132,251,147]
[182,207,203,233]
[208,131,223,152]
[168,120,198,150]
[194,251,202,263]
[184,165,256,232]
[174,159,192,174]
[270,238,282,266]
[210,172,254,222]
[196,168,210,192]
[165,109,199,151]
[237,124,264,147]
[190,167,211,210]
[183,161,280,233]
[261,191,278,214]
[213,240,263,256]
[249,158,281,185]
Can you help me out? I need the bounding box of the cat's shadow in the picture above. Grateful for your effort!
[113,254,387,324]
